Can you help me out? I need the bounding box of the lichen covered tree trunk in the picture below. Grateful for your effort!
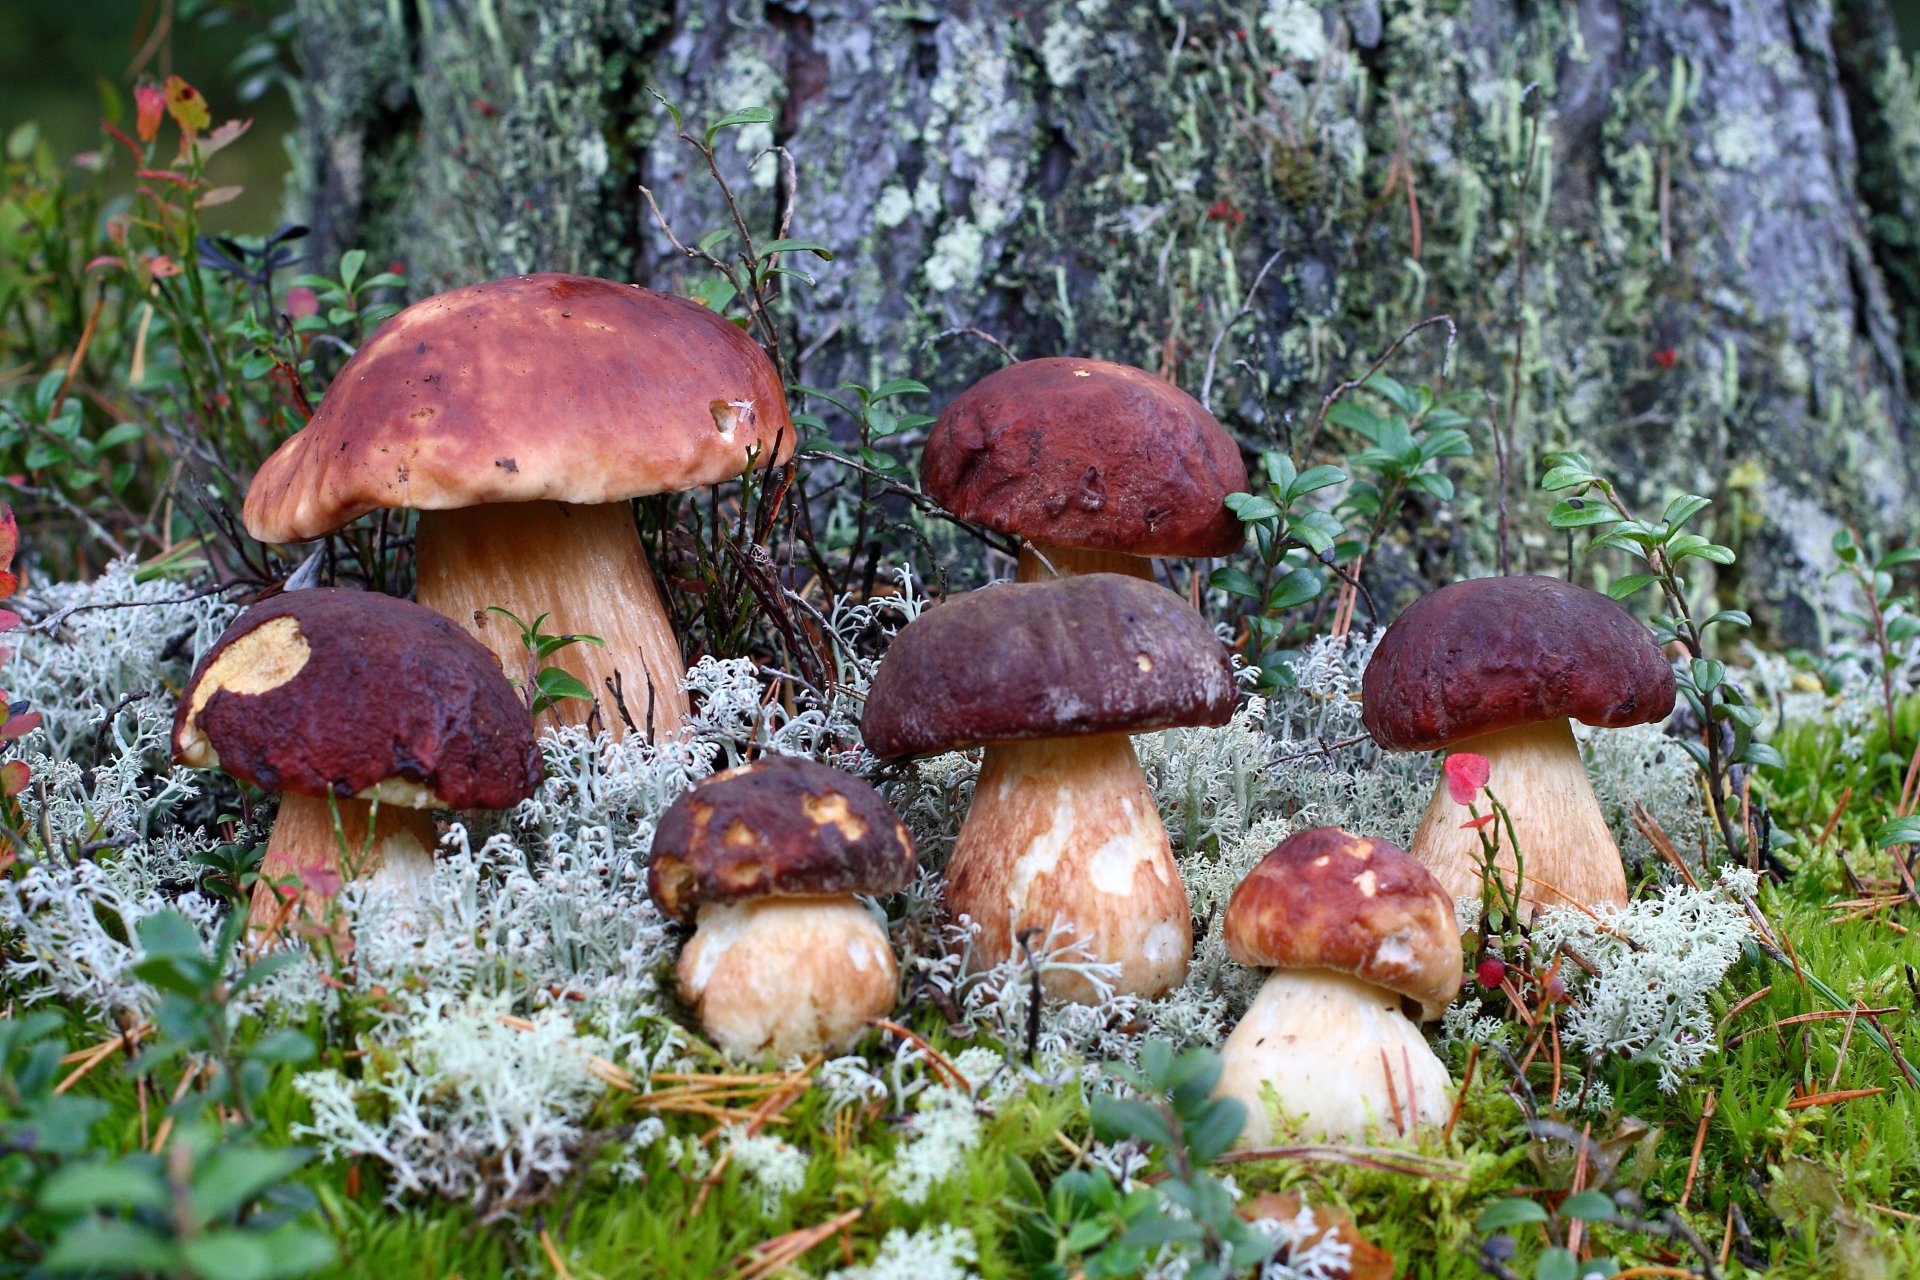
[293,0,1919,643]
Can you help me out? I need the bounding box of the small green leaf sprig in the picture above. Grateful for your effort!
[485,606,606,721]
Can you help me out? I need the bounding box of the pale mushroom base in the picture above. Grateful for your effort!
[1408,717,1629,915]
[677,897,899,1059]
[1015,542,1155,583]
[1217,969,1453,1147]
[416,500,690,741]
[946,732,1192,1003]
[246,793,437,930]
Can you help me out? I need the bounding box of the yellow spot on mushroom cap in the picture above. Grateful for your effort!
[1355,869,1379,897]
[176,615,312,769]
[803,791,869,841]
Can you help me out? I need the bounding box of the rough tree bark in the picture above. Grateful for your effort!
[293,0,1920,644]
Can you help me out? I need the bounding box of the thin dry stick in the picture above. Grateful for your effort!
[149,1061,203,1154]
[1784,1087,1884,1110]
[1566,1119,1593,1256]
[1716,985,1772,1030]
[869,1018,972,1094]
[1679,1090,1716,1211]
[1215,1144,1467,1180]
[1812,787,1852,848]
[1828,1007,1860,1092]
[727,1204,867,1280]
[538,1229,574,1280]
[1443,1043,1479,1143]
[1724,1008,1896,1051]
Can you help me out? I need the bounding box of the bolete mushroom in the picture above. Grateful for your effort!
[647,755,917,1058]
[1216,827,1462,1145]
[1360,575,1676,913]
[243,273,794,739]
[172,589,541,928]
[920,357,1247,581]
[861,573,1236,1001]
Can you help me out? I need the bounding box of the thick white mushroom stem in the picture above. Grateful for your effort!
[245,793,436,930]
[1407,718,1628,915]
[1016,542,1155,582]
[677,897,899,1059]
[947,732,1191,1003]
[1217,969,1452,1146]
[415,501,689,741]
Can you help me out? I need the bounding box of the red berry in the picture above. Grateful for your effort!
[1476,957,1507,989]
[1546,975,1569,1003]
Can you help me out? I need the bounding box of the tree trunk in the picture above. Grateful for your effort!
[292,0,1920,645]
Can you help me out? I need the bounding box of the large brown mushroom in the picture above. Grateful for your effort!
[243,274,794,739]
[172,589,541,928]
[1216,827,1462,1145]
[920,358,1247,581]
[861,573,1236,1002]
[1361,575,1676,913]
[648,755,917,1058]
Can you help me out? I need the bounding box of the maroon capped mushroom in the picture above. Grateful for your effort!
[1361,575,1676,912]
[920,358,1248,581]
[648,756,917,1058]
[1216,827,1462,1144]
[172,589,541,928]
[862,573,1236,1002]
[242,273,794,740]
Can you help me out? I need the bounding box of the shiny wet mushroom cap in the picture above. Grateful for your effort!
[921,357,1247,579]
[648,755,917,925]
[860,572,1237,760]
[1224,827,1462,1020]
[241,273,795,741]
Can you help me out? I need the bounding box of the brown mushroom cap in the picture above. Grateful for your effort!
[921,358,1248,558]
[648,755,917,925]
[1224,827,1462,1020]
[172,589,541,809]
[860,574,1236,760]
[243,274,794,542]
[1361,575,1676,752]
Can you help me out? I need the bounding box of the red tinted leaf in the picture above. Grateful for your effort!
[0,713,42,741]
[0,761,29,797]
[1444,751,1491,805]
[135,83,166,143]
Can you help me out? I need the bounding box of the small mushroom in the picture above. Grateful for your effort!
[1361,575,1676,912]
[172,589,541,928]
[861,574,1236,1002]
[648,756,917,1059]
[1216,827,1462,1145]
[920,358,1247,581]
[243,274,794,740]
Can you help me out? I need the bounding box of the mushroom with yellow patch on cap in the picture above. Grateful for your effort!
[1216,827,1463,1145]
[172,589,542,929]
[861,573,1236,1003]
[920,358,1248,581]
[242,273,794,739]
[648,755,917,1059]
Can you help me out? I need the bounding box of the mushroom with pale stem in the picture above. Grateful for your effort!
[860,573,1236,1002]
[920,357,1247,582]
[171,589,541,929]
[1360,575,1676,913]
[242,273,794,740]
[1216,826,1463,1145]
[648,755,917,1059]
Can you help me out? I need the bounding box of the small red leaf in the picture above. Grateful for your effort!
[0,761,30,797]
[1444,751,1491,806]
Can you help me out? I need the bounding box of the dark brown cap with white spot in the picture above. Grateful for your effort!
[1224,827,1462,1019]
[860,573,1237,760]
[647,755,917,925]
[920,357,1248,557]
[171,588,541,809]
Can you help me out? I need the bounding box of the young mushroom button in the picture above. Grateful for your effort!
[171,589,542,930]
[1360,575,1677,913]
[861,573,1237,1002]
[1216,827,1463,1146]
[921,358,1248,581]
[648,755,917,1061]
[241,273,794,741]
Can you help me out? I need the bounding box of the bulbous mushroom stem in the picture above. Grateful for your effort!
[947,732,1191,1002]
[1217,969,1452,1146]
[677,896,899,1059]
[1016,542,1156,583]
[246,793,437,930]
[1407,718,1628,914]
[415,501,689,741]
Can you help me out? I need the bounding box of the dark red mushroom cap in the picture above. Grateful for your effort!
[921,357,1248,558]
[172,588,541,809]
[1225,827,1462,1020]
[647,755,917,925]
[860,573,1237,760]
[1361,575,1676,751]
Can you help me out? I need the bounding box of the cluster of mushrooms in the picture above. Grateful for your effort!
[169,271,1674,1144]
